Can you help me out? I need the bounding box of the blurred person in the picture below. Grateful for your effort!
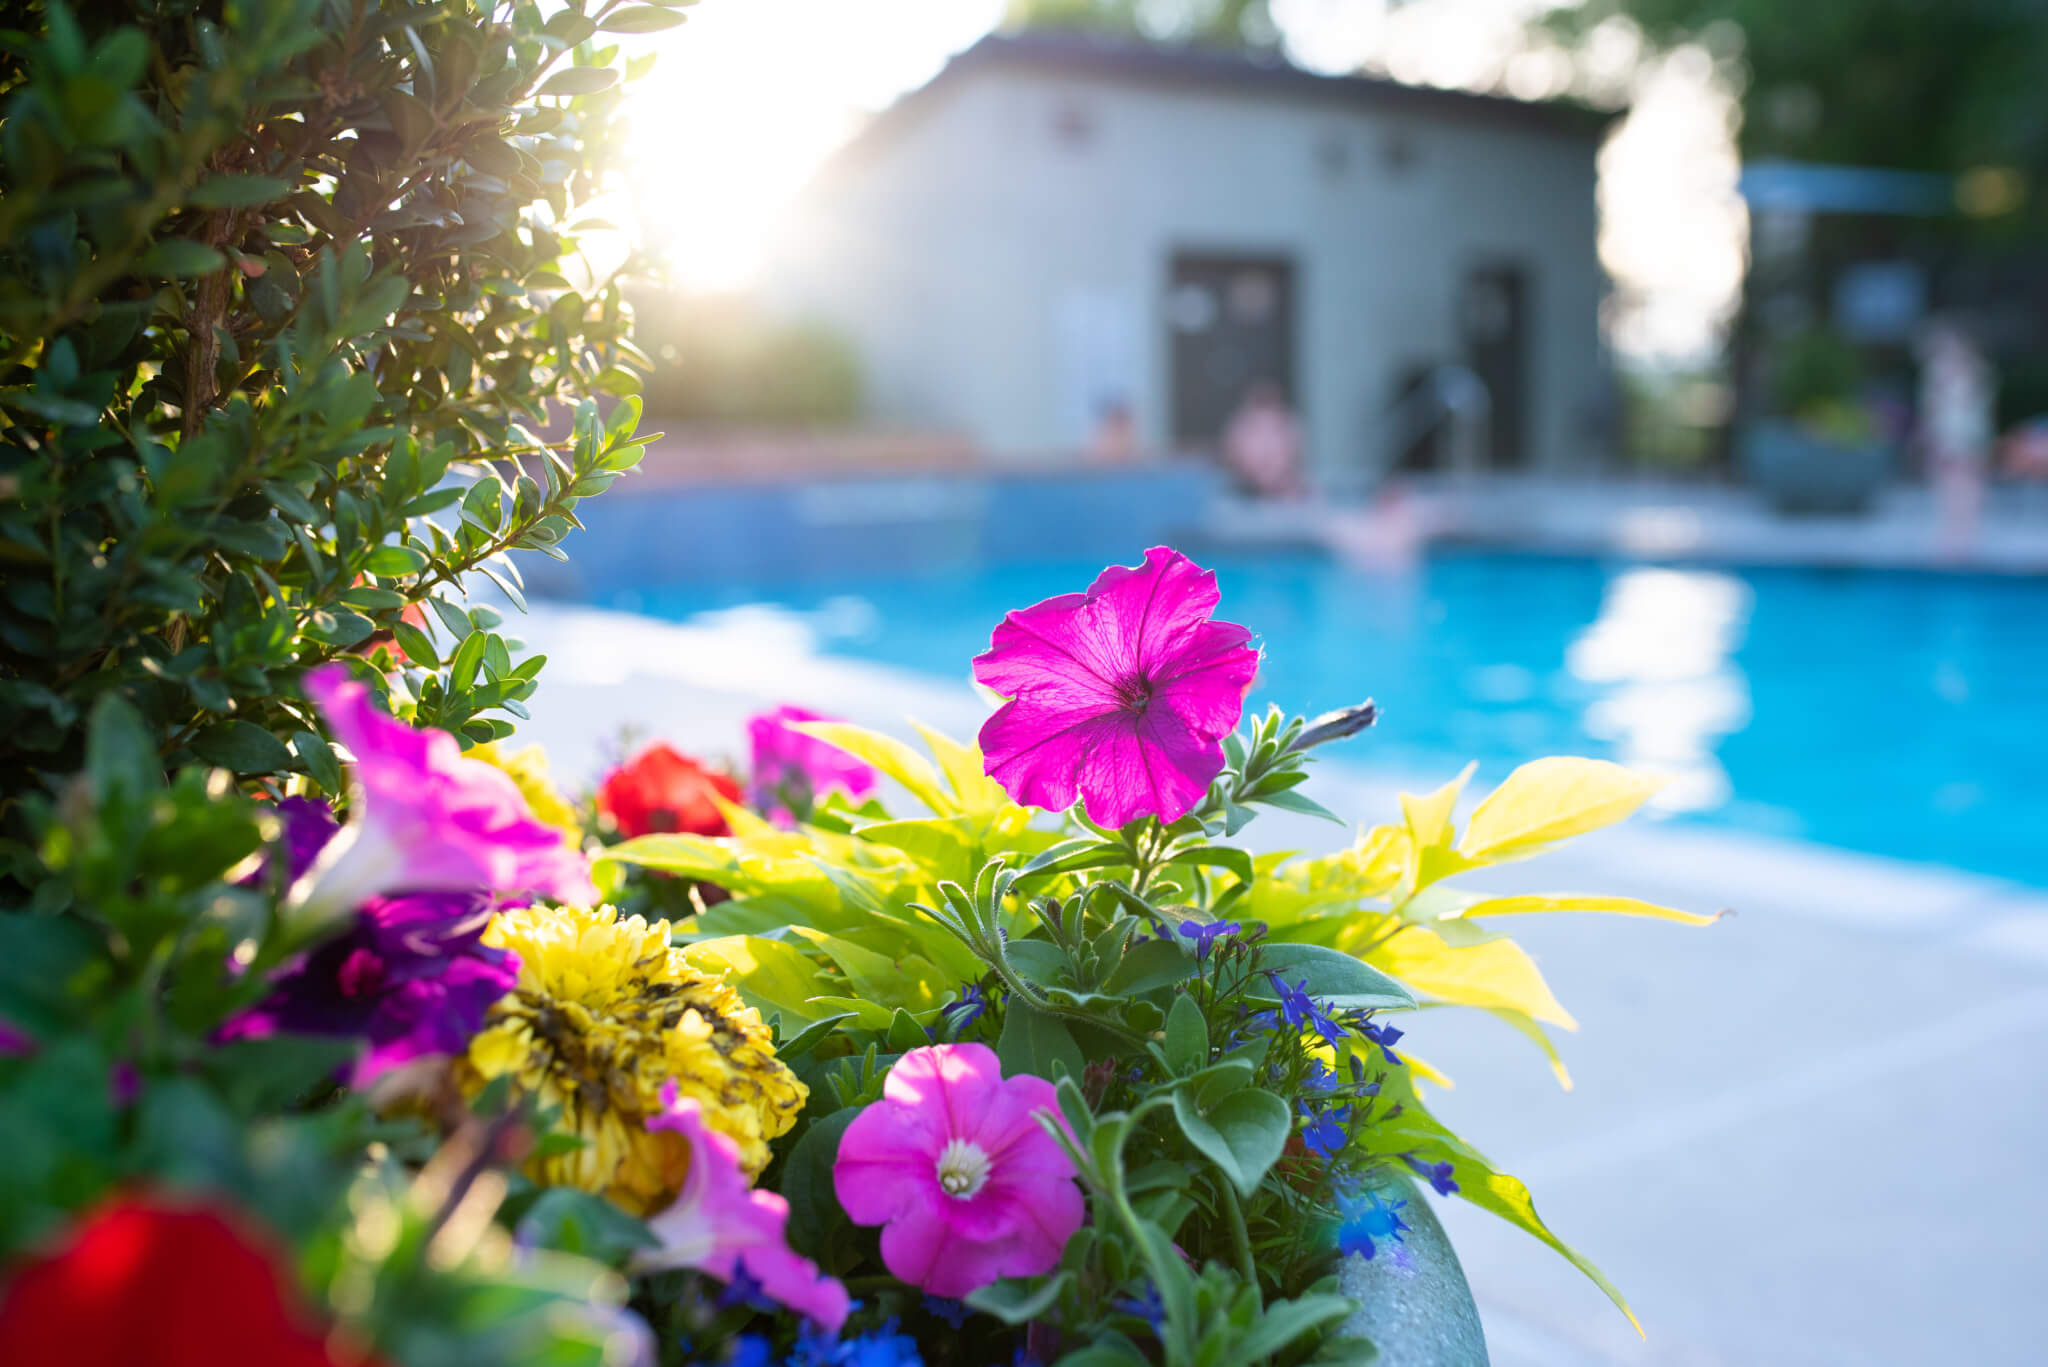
[1917,320,1994,559]
[1326,476,1429,574]
[1088,396,1138,463]
[1222,378,1303,498]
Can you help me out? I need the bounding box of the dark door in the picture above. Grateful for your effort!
[1461,263,1529,469]
[1167,253,1296,451]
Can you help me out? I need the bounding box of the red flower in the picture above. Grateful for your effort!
[597,742,741,838]
[0,1195,384,1367]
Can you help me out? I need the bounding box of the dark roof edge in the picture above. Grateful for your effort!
[820,29,1620,185]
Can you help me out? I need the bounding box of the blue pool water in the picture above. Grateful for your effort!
[603,550,2048,886]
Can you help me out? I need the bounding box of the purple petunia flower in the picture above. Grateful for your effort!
[972,547,1260,829]
[218,890,520,1087]
[238,796,340,889]
[1177,918,1242,961]
[288,666,595,929]
[747,705,877,823]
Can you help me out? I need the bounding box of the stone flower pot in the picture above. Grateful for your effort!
[1335,1176,1489,1366]
[1739,418,1892,515]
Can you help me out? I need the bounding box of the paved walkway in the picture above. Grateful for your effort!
[513,599,2048,1367]
[1208,477,2048,576]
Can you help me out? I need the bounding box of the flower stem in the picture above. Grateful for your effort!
[1219,1179,1261,1308]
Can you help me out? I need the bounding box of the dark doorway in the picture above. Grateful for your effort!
[1460,262,1529,469]
[1167,253,1296,451]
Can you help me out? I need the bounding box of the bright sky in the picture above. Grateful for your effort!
[619,0,1746,363]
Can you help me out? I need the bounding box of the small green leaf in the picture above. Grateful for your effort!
[189,174,293,208]
[138,240,226,277]
[537,66,620,97]
[391,620,439,667]
[998,1000,1085,1083]
[1163,992,1206,1074]
[449,629,486,692]
[292,730,344,795]
[362,543,427,576]
[85,692,159,803]
[191,720,295,774]
[1251,942,1416,1012]
[601,5,689,32]
[1171,1086,1289,1198]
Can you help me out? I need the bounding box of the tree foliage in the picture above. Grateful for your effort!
[0,0,666,883]
[1002,0,1279,50]
[1563,0,2048,180]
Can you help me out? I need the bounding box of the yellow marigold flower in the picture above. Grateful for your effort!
[456,903,807,1214]
[469,741,584,848]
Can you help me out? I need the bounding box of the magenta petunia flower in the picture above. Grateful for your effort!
[289,665,596,929]
[747,705,877,822]
[632,1082,851,1331]
[831,1043,1085,1298]
[973,546,1260,828]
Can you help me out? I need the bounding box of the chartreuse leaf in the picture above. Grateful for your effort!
[1348,922,1575,1029]
[1364,1057,1640,1334]
[787,721,956,816]
[681,935,834,1026]
[785,926,950,1013]
[1457,892,1722,926]
[911,720,1007,812]
[1170,1086,1290,1198]
[1401,763,1476,851]
[856,816,976,876]
[1459,757,1663,865]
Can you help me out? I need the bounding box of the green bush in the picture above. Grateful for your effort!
[0,0,666,890]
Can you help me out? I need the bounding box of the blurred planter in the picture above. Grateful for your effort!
[1335,1176,1489,1366]
[1740,418,1892,515]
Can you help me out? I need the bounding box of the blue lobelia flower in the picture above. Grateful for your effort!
[921,1296,971,1329]
[1402,1154,1459,1197]
[716,1257,771,1312]
[1270,974,1348,1046]
[1299,1102,1351,1158]
[1112,1282,1166,1335]
[1177,918,1242,961]
[941,982,989,1031]
[1335,1187,1411,1261]
[1359,1019,1404,1065]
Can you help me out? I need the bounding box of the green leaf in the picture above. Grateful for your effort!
[1166,843,1255,884]
[1163,992,1206,1074]
[1103,938,1196,995]
[138,240,226,277]
[448,629,486,692]
[537,66,621,97]
[391,620,439,666]
[966,1271,1071,1326]
[1234,1293,1360,1361]
[85,692,159,803]
[1250,942,1416,1012]
[190,720,294,774]
[515,1188,656,1265]
[601,5,690,32]
[189,174,293,208]
[291,729,344,795]
[781,1107,858,1258]
[998,1000,1085,1082]
[362,543,427,576]
[1170,1086,1289,1198]
[1251,787,1345,823]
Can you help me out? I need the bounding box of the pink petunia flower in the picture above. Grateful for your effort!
[973,546,1260,828]
[832,1043,1085,1298]
[632,1082,851,1332]
[289,665,596,930]
[746,705,877,822]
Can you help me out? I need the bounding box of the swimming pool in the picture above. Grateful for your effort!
[601,550,2048,886]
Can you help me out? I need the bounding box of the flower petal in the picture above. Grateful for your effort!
[1074,704,1217,828]
[1150,619,1261,738]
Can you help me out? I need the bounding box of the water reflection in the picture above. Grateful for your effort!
[1567,567,1753,812]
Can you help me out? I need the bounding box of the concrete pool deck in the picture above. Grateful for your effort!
[510,598,2048,1367]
